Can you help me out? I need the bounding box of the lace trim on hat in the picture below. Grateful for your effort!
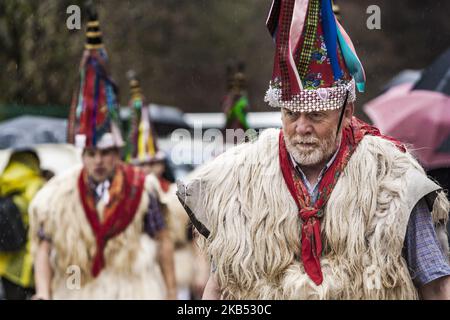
[264,78,356,112]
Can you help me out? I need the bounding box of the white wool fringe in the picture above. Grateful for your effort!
[186,129,449,299]
[29,167,166,299]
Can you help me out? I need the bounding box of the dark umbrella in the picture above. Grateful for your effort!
[382,69,422,93]
[413,47,450,95]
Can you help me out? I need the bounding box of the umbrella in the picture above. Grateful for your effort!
[364,83,450,170]
[413,47,450,96]
[382,69,422,93]
[0,115,67,149]
[0,143,81,176]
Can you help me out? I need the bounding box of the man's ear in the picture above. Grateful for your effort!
[343,102,354,127]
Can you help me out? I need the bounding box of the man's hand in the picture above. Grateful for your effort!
[420,275,450,300]
[191,243,210,299]
[166,288,178,300]
[202,273,221,300]
[31,292,50,300]
[33,240,53,300]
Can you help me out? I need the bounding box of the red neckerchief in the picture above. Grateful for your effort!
[279,117,405,285]
[158,177,171,193]
[78,163,146,277]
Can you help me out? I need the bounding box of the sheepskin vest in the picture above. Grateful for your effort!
[178,128,449,300]
[29,166,166,300]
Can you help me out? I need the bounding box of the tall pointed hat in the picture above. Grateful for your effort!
[264,0,365,112]
[127,76,165,165]
[69,7,124,149]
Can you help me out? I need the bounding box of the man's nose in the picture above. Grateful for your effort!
[94,153,103,164]
[294,114,313,135]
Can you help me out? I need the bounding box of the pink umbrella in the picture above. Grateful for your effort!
[364,83,450,170]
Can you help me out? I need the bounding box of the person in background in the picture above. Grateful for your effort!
[28,10,176,300]
[127,76,173,193]
[126,76,202,299]
[221,62,251,133]
[0,148,45,300]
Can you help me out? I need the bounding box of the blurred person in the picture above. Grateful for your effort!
[0,149,45,300]
[222,62,251,133]
[178,0,450,300]
[28,11,176,300]
[40,169,55,182]
[164,180,211,300]
[140,157,173,193]
[127,76,173,192]
[127,76,202,299]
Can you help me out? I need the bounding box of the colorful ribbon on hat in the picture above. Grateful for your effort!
[76,48,119,148]
[335,20,366,92]
[137,106,157,161]
[266,0,366,97]
[321,0,342,81]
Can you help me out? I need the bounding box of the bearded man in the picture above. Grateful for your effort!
[177,0,450,300]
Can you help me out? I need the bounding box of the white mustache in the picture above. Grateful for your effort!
[291,135,320,145]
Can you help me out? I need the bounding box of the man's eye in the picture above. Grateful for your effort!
[286,111,295,117]
[310,112,323,119]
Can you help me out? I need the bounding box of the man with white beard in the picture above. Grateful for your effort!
[177,0,450,300]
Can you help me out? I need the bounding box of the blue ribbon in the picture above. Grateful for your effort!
[321,0,342,80]
[336,28,366,92]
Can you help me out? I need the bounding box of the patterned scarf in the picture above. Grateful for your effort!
[279,117,405,285]
[78,163,146,277]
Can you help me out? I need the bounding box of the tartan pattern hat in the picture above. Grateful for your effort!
[264,0,365,112]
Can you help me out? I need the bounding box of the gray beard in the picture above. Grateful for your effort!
[284,131,340,167]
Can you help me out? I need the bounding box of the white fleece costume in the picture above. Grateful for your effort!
[29,166,166,299]
[178,128,449,299]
